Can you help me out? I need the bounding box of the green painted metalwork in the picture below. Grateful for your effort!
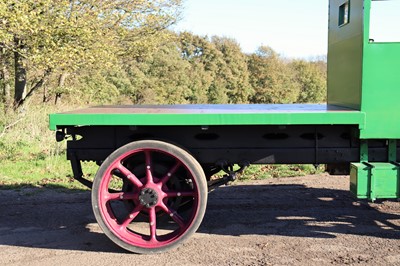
[369,163,399,200]
[350,162,372,199]
[350,162,400,201]
[361,0,400,138]
[388,139,397,162]
[361,42,400,138]
[328,0,400,139]
[327,0,364,110]
[359,140,369,162]
[49,104,365,131]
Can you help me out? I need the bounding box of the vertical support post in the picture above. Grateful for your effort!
[70,154,83,179]
[70,152,93,189]
[388,139,397,162]
[314,127,319,165]
[360,140,374,200]
[389,140,400,198]
[360,140,369,162]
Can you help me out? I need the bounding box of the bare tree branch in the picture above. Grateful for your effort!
[0,117,24,138]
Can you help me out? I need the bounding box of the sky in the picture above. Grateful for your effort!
[174,0,400,59]
[174,0,329,59]
[369,1,400,43]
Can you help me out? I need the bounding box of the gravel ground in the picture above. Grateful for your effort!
[1,174,399,266]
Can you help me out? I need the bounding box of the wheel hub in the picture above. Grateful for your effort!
[138,188,159,208]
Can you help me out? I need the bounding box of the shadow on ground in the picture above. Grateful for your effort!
[202,183,400,239]
[0,180,399,253]
[0,183,88,192]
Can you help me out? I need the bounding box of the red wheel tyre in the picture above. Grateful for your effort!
[91,140,208,253]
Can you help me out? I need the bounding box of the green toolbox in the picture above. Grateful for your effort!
[351,162,399,201]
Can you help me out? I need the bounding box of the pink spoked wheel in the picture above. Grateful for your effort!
[91,140,207,253]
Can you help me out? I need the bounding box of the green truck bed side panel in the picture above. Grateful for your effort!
[49,104,365,130]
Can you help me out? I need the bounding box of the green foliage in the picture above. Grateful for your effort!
[211,36,252,103]
[291,60,327,103]
[0,0,183,108]
[132,42,193,104]
[179,32,228,103]
[248,46,300,104]
[0,0,328,110]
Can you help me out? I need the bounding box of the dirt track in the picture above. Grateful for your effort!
[1,174,400,266]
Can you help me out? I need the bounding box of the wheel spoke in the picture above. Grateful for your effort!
[160,203,185,228]
[121,205,143,228]
[105,192,135,201]
[166,191,196,198]
[149,207,157,242]
[105,192,124,201]
[116,163,143,188]
[159,161,182,185]
[144,150,154,184]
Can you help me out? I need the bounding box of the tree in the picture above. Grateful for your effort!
[0,47,12,112]
[179,32,227,103]
[248,46,299,104]
[0,0,182,110]
[291,60,327,103]
[130,42,192,104]
[212,36,252,103]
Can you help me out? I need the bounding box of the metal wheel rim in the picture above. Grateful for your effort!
[97,148,200,249]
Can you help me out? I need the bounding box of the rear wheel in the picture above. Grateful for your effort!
[92,140,207,254]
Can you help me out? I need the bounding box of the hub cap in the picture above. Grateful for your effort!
[139,188,159,208]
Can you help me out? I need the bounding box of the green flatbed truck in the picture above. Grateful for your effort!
[50,0,400,253]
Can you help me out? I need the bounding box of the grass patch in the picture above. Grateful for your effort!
[0,153,97,191]
[0,103,97,191]
[239,164,324,180]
